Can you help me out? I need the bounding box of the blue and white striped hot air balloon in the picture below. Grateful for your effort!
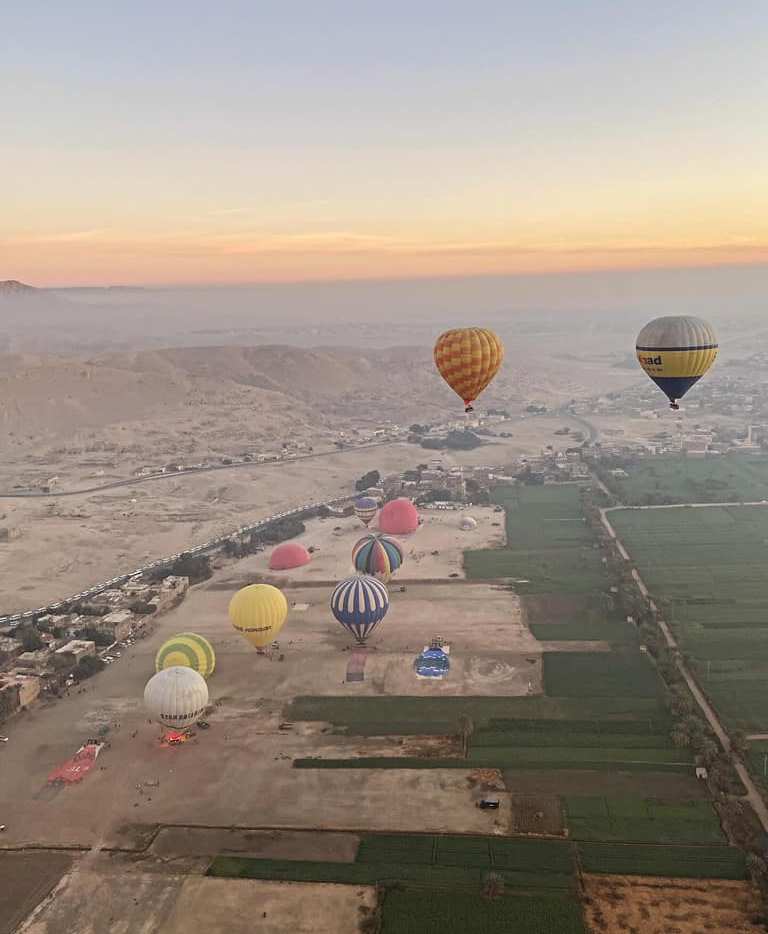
[330,575,389,644]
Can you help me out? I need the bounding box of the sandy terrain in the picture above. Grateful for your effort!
[0,415,583,613]
[0,519,532,850]
[18,859,376,934]
[582,874,765,934]
[243,505,505,582]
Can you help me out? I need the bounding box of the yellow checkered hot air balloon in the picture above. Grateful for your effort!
[636,316,718,410]
[434,328,504,413]
[155,632,216,679]
[228,583,288,650]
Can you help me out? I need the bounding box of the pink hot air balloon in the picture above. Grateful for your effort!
[378,498,419,535]
[269,542,311,570]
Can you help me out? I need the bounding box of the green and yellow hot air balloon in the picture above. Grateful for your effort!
[229,583,288,650]
[636,315,718,410]
[155,632,216,679]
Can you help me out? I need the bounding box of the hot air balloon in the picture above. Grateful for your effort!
[459,515,478,531]
[636,316,718,410]
[330,575,389,644]
[354,496,379,528]
[269,542,311,570]
[379,498,419,535]
[434,328,504,413]
[144,666,209,729]
[229,584,288,649]
[414,646,451,679]
[352,533,404,582]
[155,633,216,679]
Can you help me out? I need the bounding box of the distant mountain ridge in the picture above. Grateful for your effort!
[0,280,36,294]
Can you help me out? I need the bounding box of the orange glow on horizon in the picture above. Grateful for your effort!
[4,232,768,288]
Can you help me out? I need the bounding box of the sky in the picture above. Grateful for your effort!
[2,1,768,286]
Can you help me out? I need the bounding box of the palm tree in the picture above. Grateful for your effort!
[457,713,475,758]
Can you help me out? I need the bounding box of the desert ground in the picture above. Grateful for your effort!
[15,853,377,934]
[0,507,543,858]
[582,874,765,934]
[0,415,589,613]
[241,505,506,581]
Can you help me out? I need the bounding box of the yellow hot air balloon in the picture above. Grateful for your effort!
[155,632,216,679]
[434,328,504,412]
[228,584,288,649]
[636,316,718,410]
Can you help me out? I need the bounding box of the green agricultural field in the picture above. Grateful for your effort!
[563,796,726,844]
[464,484,609,592]
[380,891,585,934]
[611,502,768,732]
[577,842,746,879]
[529,619,638,643]
[601,453,768,506]
[543,651,661,699]
[286,695,665,734]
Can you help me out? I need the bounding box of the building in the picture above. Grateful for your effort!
[0,526,21,542]
[99,609,135,642]
[1,671,40,708]
[154,576,189,613]
[55,640,96,665]
[16,649,52,671]
[0,636,23,662]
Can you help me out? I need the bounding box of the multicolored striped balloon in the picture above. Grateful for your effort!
[155,632,216,679]
[352,533,404,582]
[330,575,389,644]
[434,328,504,413]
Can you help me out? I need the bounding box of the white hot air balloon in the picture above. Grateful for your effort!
[144,666,209,729]
[460,515,478,531]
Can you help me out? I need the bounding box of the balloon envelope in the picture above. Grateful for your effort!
[460,516,478,531]
[434,328,504,412]
[155,632,216,679]
[379,498,419,535]
[229,584,288,649]
[352,533,404,582]
[144,666,209,728]
[414,647,450,678]
[354,497,379,527]
[636,316,718,409]
[330,575,389,643]
[269,542,311,570]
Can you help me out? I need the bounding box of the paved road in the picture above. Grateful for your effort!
[0,440,398,499]
[600,502,768,832]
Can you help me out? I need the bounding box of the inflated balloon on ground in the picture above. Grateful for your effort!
[330,575,389,644]
[155,633,216,678]
[229,583,288,649]
[144,666,209,728]
[352,533,404,582]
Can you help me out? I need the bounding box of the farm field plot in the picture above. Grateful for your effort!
[577,842,746,878]
[381,891,585,934]
[465,485,609,592]
[286,695,666,735]
[601,453,768,505]
[611,503,768,732]
[582,874,764,934]
[563,796,726,844]
[543,651,661,699]
[209,832,577,895]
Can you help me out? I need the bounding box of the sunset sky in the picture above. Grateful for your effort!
[3,1,768,286]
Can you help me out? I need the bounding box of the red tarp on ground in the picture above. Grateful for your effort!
[47,743,103,784]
